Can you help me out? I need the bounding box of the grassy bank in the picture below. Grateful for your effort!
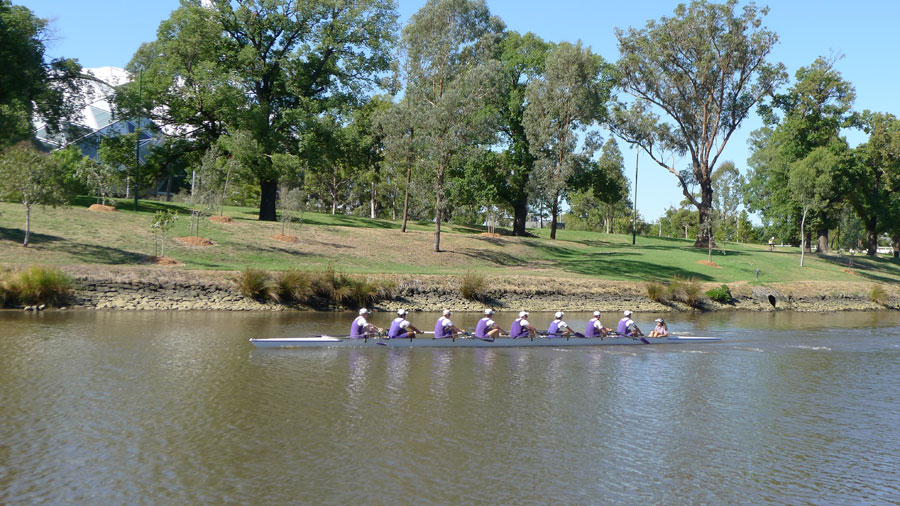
[1,197,898,286]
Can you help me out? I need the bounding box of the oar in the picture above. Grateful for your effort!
[608,331,650,345]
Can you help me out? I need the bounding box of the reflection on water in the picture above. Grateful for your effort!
[1,310,900,504]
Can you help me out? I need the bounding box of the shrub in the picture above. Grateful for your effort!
[646,281,669,303]
[706,284,733,304]
[0,268,17,306]
[276,269,312,304]
[309,266,396,308]
[239,268,274,301]
[15,266,73,306]
[460,271,488,301]
[871,285,888,305]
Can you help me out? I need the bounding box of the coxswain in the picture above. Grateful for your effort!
[509,311,537,339]
[546,311,571,337]
[388,309,421,339]
[585,311,609,338]
[434,309,464,339]
[616,310,643,337]
[351,308,382,339]
[649,317,668,337]
[475,309,505,339]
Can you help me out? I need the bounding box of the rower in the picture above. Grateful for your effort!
[546,311,571,338]
[475,309,505,339]
[510,311,537,339]
[388,309,422,339]
[649,317,668,337]
[434,309,464,339]
[351,308,382,339]
[585,310,609,338]
[616,310,643,337]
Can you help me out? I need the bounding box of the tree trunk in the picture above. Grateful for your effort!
[165,166,174,202]
[23,204,31,247]
[434,167,444,252]
[693,185,717,248]
[865,216,878,256]
[605,205,612,234]
[800,206,809,267]
[370,182,376,219]
[816,227,830,254]
[892,235,900,258]
[512,198,528,236]
[401,164,411,233]
[549,191,559,240]
[258,179,278,221]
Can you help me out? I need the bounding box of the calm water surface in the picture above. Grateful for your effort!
[1,310,899,505]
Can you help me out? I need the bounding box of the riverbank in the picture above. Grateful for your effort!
[43,265,899,313]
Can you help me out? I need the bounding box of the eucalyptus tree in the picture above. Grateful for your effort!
[0,1,86,147]
[523,40,613,239]
[711,161,744,241]
[610,0,786,248]
[399,0,504,252]
[120,0,398,221]
[746,56,855,252]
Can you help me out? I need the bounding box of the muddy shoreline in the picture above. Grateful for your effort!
[33,266,899,314]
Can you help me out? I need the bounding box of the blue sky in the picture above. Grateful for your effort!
[26,0,900,221]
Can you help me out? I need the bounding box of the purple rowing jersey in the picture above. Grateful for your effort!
[585,318,601,337]
[351,316,367,338]
[475,317,490,338]
[388,317,409,338]
[617,317,633,337]
[510,318,527,338]
[547,320,561,336]
[434,316,452,338]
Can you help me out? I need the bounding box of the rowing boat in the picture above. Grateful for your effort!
[249,335,721,348]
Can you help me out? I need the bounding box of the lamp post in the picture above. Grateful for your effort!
[632,150,638,246]
[134,66,143,211]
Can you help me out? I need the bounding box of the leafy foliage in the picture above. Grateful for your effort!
[705,284,733,304]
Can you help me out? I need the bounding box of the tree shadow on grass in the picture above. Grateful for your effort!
[526,241,713,281]
[818,253,900,284]
[0,228,64,245]
[302,214,397,229]
[457,248,525,266]
[55,241,149,264]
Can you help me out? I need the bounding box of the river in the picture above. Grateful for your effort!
[1,310,899,505]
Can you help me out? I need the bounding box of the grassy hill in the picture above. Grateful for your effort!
[1,197,897,286]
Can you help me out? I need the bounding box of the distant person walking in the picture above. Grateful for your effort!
[768,236,775,251]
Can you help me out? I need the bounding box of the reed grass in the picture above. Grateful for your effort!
[870,284,887,305]
[275,269,312,304]
[646,281,669,303]
[238,268,274,301]
[4,266,74,306]
[460,271,488,301]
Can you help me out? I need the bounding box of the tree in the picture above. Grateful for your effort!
[611,0,786,248]
[399,0,504,252]
[789,146,843,265]
[123,0,398,221]
[746,56,855,252]
[490,31,551,236]
[0,142,71,246]
[0,1,86,148]
[711,161,744,241]
[849,112,900,255]
[149,209,178,257]
[523,41,613,239]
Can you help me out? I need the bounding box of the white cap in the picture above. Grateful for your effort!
[359,308,369,315]
[519,311,529,318]
[593,311,601,317]
[655,318,664,323]
[397,309,407,316]
[484,309,494,315]
[442,309,451,316]
[624,310,633,316]
[554,311,564,319]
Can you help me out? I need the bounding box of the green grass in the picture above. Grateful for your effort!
[2,198,900,285]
